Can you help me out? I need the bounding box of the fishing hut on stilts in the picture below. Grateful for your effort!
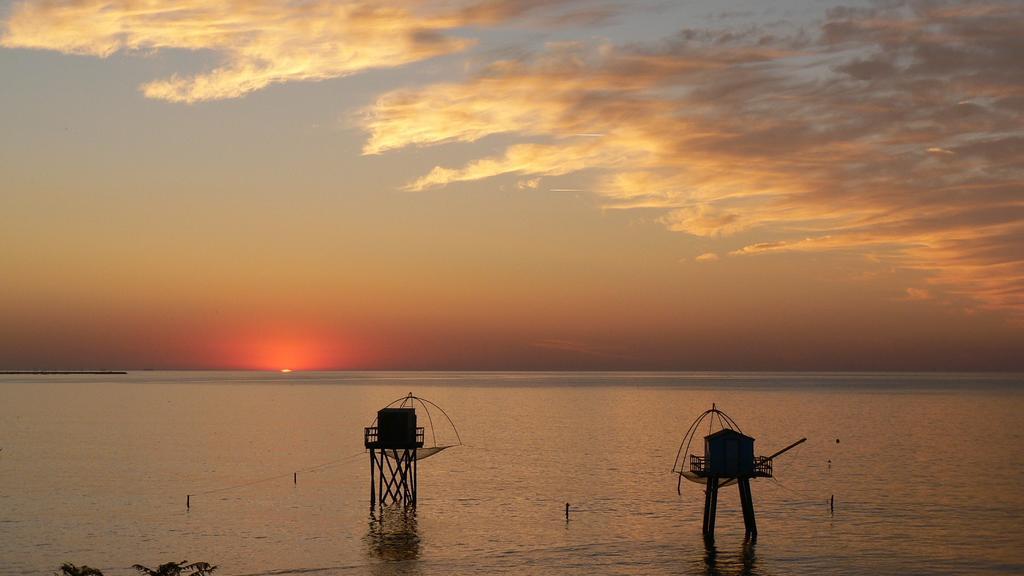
[364,393,462,508]
[673,404,805,542]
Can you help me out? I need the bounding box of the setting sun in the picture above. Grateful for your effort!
[279,368,292,373]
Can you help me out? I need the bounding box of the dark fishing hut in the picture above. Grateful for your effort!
[364,393,463,509]
[674,404,805,542]
[365,407,424,507]
[701,429,757,477]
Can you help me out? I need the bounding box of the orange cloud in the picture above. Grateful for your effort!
[1,0,605,102]
[904,287,932,301]
[362,2,1024,314]
[1,0,478,103]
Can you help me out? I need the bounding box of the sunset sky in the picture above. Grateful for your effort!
[1,0,1021,371]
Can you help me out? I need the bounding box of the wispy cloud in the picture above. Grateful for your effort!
[362,1,1024,313]
[904,287,933,301]
[0,0,587,103]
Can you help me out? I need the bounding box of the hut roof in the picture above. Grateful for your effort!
[704,428,754,442]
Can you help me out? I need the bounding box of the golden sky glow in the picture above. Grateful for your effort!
[0,0,1022,370]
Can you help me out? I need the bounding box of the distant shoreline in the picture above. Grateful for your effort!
[0,371,127,375]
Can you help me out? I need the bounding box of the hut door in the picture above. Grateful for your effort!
[726,439,738,475]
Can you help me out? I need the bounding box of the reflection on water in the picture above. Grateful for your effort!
[365,506,421,575]
[701,541,760,576]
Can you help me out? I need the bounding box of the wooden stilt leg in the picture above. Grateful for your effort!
[402,450,412,505]
[383,450,399,504]
[394,450,407,504]
[739,478,757,541]
[379,449,416,507]
[392,450,403,504]
[712,473,720,537]
[702,481,713,536]
[397,451,404,504]
[370,450,376,508]
[378,452,384,506]
[738,478,747,537]
[702,477,720,541]
[367,440,421,507]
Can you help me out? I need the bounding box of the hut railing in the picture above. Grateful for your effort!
[754,456,772,477]
[364,427,425,446]
[689,454,706,474]
[689,454,773,477]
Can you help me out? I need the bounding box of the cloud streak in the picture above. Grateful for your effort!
[0,0,574,102]
[362,1,1024,314]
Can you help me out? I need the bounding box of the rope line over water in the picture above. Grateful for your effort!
[187,450,367,505]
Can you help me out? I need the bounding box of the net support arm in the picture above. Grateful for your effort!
[766,437,806,461]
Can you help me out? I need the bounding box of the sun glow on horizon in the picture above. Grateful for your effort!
[221,332,353,372]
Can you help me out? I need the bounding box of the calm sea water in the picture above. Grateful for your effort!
[1,371,1023,575]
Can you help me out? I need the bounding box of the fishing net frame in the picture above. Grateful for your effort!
[369,393,463,460]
